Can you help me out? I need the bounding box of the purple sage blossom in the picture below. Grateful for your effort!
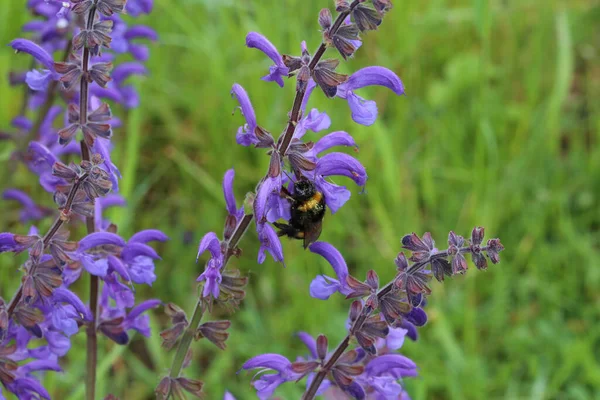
[246,32,289,87]
[240,353,301,400]
[335,66,405,126]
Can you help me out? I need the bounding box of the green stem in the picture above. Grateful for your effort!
[168,301,204,380]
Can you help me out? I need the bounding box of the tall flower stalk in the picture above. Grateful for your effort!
[1,0,160,399]
[158,0,505,399]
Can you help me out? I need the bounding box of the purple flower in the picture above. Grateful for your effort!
[124,299,161,336]
[231,83,260,146]
[256,222,284,264]
[196,232,224,298]
[125,0,154,16]
[9,39,58,91]
[0,233,22,253]
[308,242,352,299]
[98,298,160,344]
[223,391,236,400]
[3,189,51,223]
[223,168,244,223]
[246,32,289,87]
[336,66,405,126]
[309,150,367,214]
[240,354,300,400]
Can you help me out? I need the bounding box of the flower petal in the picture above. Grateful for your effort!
[308,275,342,300]
[245,32,288,87]
[297,332,318,359]
[231,84,258,145]
[79,232,126,251]
[257,223,284,264]
[124,25,158,41]
[294,108,331,139]
[129,229,169,243]
[313,131,357,155]
[241,353,291,372]
[300,80,318,114]
[246,32,285,68]
[80,254,109,277]
[346,91,378,126]
[26,69,54,91]
[53,287,92,321]
[122,242,160,261]
[196,232,222,262]
[111,62,147,83]
[254,177,281,223]
[10,39,55,70]
[342,66,404,95]
[366,354,417,377]
[127,299,161,321]
[314,176,351,213]
[223,169,237,215]
[316,152,367,186]
[309,242,349,290]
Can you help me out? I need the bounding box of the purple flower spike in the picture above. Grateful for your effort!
[246,32,289,87]
[336,66,405,126]
[231,84,259,146]
[308,242,352,299]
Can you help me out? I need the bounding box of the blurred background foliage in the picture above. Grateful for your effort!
[1,0,600,399]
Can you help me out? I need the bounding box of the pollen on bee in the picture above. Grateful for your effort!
[297,192,323,212]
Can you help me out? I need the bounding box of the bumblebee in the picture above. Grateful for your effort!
[274,178,326,249]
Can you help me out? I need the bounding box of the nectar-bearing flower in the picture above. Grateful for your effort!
[245,32,289,87]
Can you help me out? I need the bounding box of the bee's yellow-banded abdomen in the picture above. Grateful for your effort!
[297,192,323,212]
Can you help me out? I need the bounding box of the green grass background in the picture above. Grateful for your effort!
[1,0,599,399]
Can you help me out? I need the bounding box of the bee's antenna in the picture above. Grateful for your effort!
[282,169,295,183]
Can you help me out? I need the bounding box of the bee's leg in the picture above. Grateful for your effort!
[279,186,295,202]
[273,222,304,240]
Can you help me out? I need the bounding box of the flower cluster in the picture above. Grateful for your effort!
[156,170,249,398]
[1,0,160,398]
[242,229,503,399]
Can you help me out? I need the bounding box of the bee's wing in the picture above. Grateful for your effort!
[303,220,323,249]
